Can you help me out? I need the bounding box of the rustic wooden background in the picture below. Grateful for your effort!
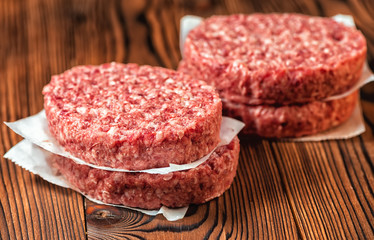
[1,0,373,239]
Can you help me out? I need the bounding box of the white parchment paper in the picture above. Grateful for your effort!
[4,113,244,221]
[180,14,374,141]
[5,112,244,173]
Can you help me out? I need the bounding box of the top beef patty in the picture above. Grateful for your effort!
[43,63,222,170]
[179,13,367,105]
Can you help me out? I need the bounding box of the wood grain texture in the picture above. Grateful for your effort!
[0,0,373,239]
[270,137,374,239]
[0,0,88,239]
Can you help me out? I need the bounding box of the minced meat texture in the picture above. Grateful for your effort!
[43,63,222,170]
[51,137,240,209]
[223,91,358,138]
[180,13,366,104]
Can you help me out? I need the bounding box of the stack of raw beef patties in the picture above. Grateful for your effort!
[43,63,240,209]
[179,13,367,138]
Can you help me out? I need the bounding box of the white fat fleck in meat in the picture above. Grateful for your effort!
[107,127,117,136]
[155,131,164,142]
[164,78,174,84]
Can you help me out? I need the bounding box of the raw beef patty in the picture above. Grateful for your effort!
[51,137,240,209]
[223,91,358,138]
[43,63,222,170]
[179,13,366,105]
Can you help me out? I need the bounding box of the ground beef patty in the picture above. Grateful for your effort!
[43,63,222,170]
[179,13,366,105]
[223,91,358,138]
[51,137,240,209]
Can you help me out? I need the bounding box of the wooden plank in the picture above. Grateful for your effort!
[1,0,374,239]
[0,0,87,239]
[269,130,374,239]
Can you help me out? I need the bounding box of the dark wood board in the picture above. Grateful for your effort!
[1,0,373,239]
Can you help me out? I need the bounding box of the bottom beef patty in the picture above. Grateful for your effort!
[51,137,240,209]
[223,91,358,138]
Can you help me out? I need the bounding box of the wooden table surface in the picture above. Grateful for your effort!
[1,0,374,239]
